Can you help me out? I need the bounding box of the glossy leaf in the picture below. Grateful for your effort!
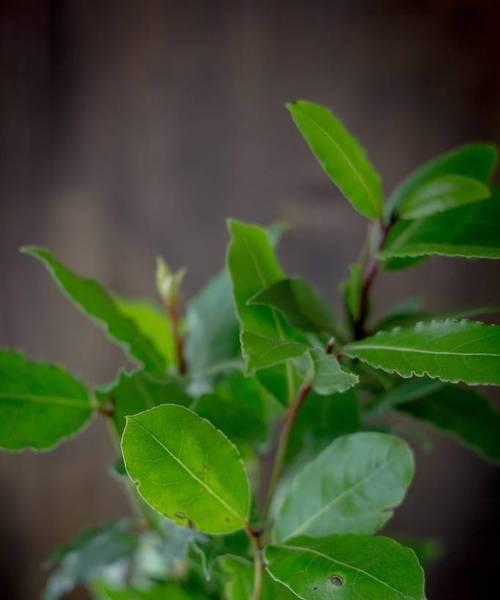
[242,331,309,371]
[397,174,490,220]
[397,382,500,462]
[121,404,250,534]
[387,143,497,216]
[0,350,93,451]
[381,191,500,260]
[185,270,241,391]
[266,535,426,600]
[221,555,297,600]
[114,296,175,365]
[275,432,414,542]
[346,319,500,386]
[23,247,167,375]
[250,277,336,333]
[287,100,383,219]
[44,521,138,600]
[97,370,191,436]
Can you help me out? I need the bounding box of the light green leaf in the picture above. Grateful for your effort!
[44,521,138,600]
[394,536,443,567]
[250,277,336,333]
[23,247,167,375]
[0,350,93,451]
[185,270,241,390]
[121,404,250,534]
[242,331,309,371]
[395,381,500,462]
[381,190,500,260]
[397,174,490,220]
[286,389,360,466]
[346,319,500,386]
[387,143,497,217]
[92,582,202,600]
[97,370,191,436]
[287,100,383,219]
[308,349,359,395]
[266,535,426,600]
[275,432,414,542]
[114,297,175,365]
[221,555,297,600]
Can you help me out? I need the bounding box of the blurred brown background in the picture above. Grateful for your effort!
[1,0,499,598]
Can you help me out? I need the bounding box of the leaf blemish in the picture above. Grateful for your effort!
[329,574,344,587]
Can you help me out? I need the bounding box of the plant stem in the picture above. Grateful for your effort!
[247,526,265,600]
[168,302,187,374]
[353,219,392,340]
[263,382,312,523]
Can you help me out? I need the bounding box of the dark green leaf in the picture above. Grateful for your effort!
[121,404,250,534]
[397,174,490,220]
[346,319,500,386]
[387,143,497,217]
[266,535,426,600]
[97,370,191,436]
[23,247,167,375]
[381,191,500,260]
[185,270,241,392]
[0,350,93,451]
[275,433,414,542]
[44,521,138,600]
[286,389,360,466]
[396,381,500,462]
[342,264,363,322]
[250,277,336,333]
[308,349,359,395]
[287,100,383,219]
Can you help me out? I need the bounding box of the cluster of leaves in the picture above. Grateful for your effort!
[1,100,500,600]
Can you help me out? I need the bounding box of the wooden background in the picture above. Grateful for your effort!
[0,1,499,598]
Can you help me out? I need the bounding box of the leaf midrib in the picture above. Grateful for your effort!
[130,418,246,523]
[348,344,499,358]
[275,544,415,599]
[0,392,90,409]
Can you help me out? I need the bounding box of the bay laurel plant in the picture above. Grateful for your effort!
[2,100,500,600]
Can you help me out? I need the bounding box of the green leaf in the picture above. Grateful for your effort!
[93,582,203,600]
[387,143,497,217]
[97,370,191,436]
[0,350,93,451]
[381,190,500,260]
[121,404,250,534]
[193,372,272,448]
[286,389,360,466]
[221,555,297,600]
[227,220,304,403]
[346,319,500,386]
[308,349,359,395]
[114,296,175,365]
[394,536,443,567]
[397,174,490,220]
[250,277,336,333]
[44,521,138,600]
[242,331,309,371]
[396,381,500,462]
[274,432,414,542]
[341,264,363,322]
[23,247,167,375]
[185,270,241,391]
[266,535,426,600]
[287,100,383,219]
